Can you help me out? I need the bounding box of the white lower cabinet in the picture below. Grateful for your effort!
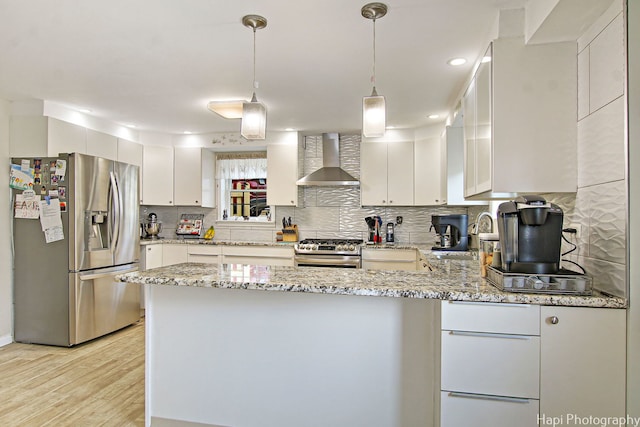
[222,245,294,267]
[540,306,626,422]
[142,244,163,271]
[441,301,541,427]
[161,244,188,266]
[361,248,417,271]
[440,391,540,427]
[440,301,626,427]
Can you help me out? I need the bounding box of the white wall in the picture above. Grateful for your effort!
[0,99,13,346]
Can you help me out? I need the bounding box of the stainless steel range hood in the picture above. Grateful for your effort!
[296,133,359,186]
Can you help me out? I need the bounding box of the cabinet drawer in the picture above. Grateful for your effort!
[188,254,220,264]
[223,245,293,259]
[440,391,539,427]
[362,249,417,262]
[441,301,540,335]
[187,245,222,256]
[441,331,540,398]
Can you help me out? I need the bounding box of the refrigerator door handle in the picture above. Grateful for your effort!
[109,171,122,252]
[79,266,139,281]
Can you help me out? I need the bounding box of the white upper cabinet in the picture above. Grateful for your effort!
[445,125,487,206]
[174,147,215,207]
[86,129,117,160]
[463,38,577,199]
[414,134,446,205]
[267,134,299,206]
[142,145,174,206]
[117,138,143,167]
[361,132,414,206]
[48,118,87,156]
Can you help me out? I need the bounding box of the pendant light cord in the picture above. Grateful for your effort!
[253,28,258,91]
[372,18,377,88]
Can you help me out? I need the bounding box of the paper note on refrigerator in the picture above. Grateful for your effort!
[39,198,64,243]
[10,164,35,190]
[14,193,41,219]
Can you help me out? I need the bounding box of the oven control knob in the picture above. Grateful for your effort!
[348,244,355,251]
[336,244,343,251]
[312,244,318,250]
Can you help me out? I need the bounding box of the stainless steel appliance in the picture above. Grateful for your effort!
[497,195,563,274]
[385,222,395,243]
[12,153,141,346]
[430,214,469,251]
[142,212,163,239]
[294,239,363,268]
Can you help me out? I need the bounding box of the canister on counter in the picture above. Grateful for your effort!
[478,233,500,277]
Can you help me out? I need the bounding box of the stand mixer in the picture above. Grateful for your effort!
[142,212,162,239]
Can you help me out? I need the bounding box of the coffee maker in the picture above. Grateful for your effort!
[497,195,563,274]
[431,214,469,251]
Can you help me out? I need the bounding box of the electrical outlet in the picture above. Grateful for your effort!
[568,223,581,238]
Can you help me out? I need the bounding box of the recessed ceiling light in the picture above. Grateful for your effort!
[386,125,396,130]
[481,56,492,63]
[285,128,295,131]
[79,108,92,113]
[126,124,137,128]
[207,100,245,119]
[447,58,467,66]
[428,114,440,119]
[183,131,192,135]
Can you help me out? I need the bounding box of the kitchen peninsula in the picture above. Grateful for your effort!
[119,255,626,427]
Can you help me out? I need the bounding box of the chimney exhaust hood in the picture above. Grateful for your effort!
[296,133,359,186]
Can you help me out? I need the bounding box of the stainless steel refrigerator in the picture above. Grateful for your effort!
[12,153,141,346]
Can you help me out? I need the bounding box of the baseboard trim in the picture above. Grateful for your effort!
[0,334,13,348]
[151,417,228,427]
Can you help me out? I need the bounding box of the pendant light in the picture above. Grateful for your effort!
[241,14,267,140]
[361,3,387,138]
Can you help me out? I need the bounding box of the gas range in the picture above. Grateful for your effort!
[294,239,363,255]
[294,239,364,268]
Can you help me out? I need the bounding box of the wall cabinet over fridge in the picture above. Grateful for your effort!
[462,38,577,200]
[361,131,414,206]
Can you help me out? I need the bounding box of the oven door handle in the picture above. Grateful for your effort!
[295,254,361,268]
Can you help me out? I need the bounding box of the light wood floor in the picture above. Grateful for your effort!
[0,320,145,427]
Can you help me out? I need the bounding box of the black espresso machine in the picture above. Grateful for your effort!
[497,195,563,274]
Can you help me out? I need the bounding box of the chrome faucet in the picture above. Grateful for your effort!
[474,211,494,234]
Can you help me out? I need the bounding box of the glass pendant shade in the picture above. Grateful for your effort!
[362,89,386,137]
[241,93,266,140]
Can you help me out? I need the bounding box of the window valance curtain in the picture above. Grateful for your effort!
[216,153,267,180]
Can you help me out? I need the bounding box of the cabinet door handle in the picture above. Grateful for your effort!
[447,301,532,308]
[448,392,531,404]
[448,330,531,340]
[548,316,559,325]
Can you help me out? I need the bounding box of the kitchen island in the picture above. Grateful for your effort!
[119,259,626,427]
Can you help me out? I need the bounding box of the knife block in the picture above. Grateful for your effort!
[282,225,299,242]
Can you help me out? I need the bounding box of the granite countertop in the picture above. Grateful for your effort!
[119,255,627,308]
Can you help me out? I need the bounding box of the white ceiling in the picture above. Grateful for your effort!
[0,0,526,136]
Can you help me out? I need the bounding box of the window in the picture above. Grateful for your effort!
[216,153,271,222]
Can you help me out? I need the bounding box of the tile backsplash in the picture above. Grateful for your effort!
[546,1,627,298]
[142,134,486,245]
